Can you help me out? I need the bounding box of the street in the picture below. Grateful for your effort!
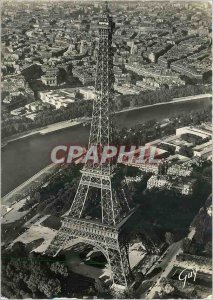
[136,228,196,299]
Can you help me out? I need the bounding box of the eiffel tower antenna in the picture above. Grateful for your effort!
[105,1,109,11]
[45,6,132,288]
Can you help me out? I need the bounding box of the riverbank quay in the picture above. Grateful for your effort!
[1,119,86,148]
[2,94,211,148]
[1,163,59,207]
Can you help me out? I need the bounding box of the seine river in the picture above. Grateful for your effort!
[2,98,211,196]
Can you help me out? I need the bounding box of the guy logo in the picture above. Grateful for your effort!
[178,268,198,288]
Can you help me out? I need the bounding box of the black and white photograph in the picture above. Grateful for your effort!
[1,0,212,299]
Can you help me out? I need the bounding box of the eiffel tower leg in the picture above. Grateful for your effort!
[101,188,115,225]
[68,176,90,218]
[45,227,76,257]
[108,243,130,287]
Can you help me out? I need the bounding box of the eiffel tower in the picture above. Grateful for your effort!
[45,3,133,288]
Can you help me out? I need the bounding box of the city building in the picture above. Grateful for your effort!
[25,113,39,120]
[114,83,141,95]
[147,175,172,190]
[25,101,45,112]
[176,126,212,140]
[160,134,193,152]
[10,107,25,116]
[167,164,192,177]
[193,140,212,160]
[147,175,195,195]
[77,86,96,100]
[40,88,76,109]
[2,75,26,92]
[41,67,58,86]
[125,175,143,184]
[72,66,95,85]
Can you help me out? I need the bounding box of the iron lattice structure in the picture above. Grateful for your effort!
[45,5,132,287]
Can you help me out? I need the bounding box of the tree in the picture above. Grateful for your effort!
[19,290,31,298]
[50,261,68,277]
[205,241,212,256]
[165,232,174,245]
[39,278,61,298]
[27,272,45,293]
[11,241,26,257]
[6,264,15,279]
[182,237,191,253]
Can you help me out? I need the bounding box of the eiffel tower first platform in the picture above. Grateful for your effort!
[45,3,133,288]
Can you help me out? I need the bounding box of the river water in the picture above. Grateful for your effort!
[2,99,211,197]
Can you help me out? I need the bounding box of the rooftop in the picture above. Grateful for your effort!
[193,140,212,151]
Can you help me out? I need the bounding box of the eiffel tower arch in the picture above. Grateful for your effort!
[46,217,132,287]
[45,3,133,288]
